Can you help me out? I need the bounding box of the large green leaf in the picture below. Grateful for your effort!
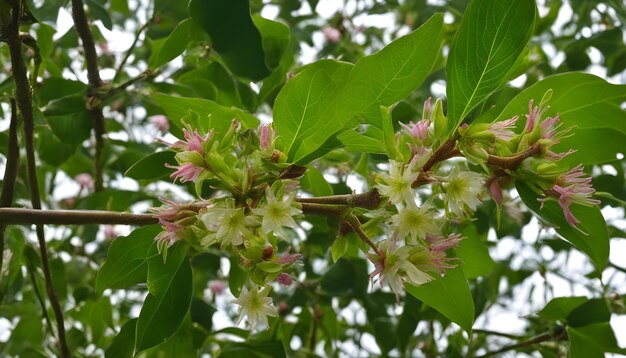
[147,243,190,296]
[44,95,92,146]
[125,151,177,181]
[494,73,626,165]
[105,318,137,358]
[568,323,626,357]
[516,181,609,269]
[446,0,536,128]
[154,94,259,135]
[341,13,444,127]
[188,0,270,81]
[95,225,161,295]
[405,266,474,333]
[135,244,193,353]
[537,296,587,322]
[151,18,192,68]
[456,225,495,279]
[273,60,353,162]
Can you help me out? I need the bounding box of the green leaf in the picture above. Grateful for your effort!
[154,93,259,136]
[228,257,248,297]
[341,13,444,127]
[568,323,626,357]
[405,266,474,333]
[252,15,290,70]
[217,340,286,358]
[44,95,92,145]
[447,0,536,128]
[320,258,368,298]
[135,245,193,353]
[337,127,386,154]
[537,296,587,321]
[105,318,137,358]
[516,181,609,269]
[566,298,611,327]
[456,225,495,279]
[273,60,353,162]
[330,236,348,263]
[152,18,192,68]
[494,73,626,165]
[188,0,270,81]
[95,225,161,295]
[300,166,333,196]
[125,151,177,180]
[147,243,190,296]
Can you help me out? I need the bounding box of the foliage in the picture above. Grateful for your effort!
[0,0,625,357]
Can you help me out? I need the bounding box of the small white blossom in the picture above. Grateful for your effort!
[201,206,258,247]
[253,186,301,238]
[370,243,432,299]
[233,286,278,329]
[390,204,440,243]
[443,167,484,217]
[376,160,419,207]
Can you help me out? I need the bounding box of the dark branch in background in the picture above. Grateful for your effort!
[0,99,20,290]
[100,69,155,99]
[5,1,71,356]
[71,0,106,192]
[475,327,567,358]
[18,34,41,87]
[113,17,154,82]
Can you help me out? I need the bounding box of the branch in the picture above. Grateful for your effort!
[0,99,20,293]
[345,214,380,254]
[71,0,106,192]
[100,70,155,99]
[475,327,567,358]
[0,208,158,226]
[486,142,542,171]
[113,17,153,82]
[5,2,71,355]
[297,188,382,209]
[413,134,461,187]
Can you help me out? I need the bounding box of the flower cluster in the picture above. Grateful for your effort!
[150,93,599,330]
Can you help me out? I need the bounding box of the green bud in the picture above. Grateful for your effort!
[175,151,205,167]
[432,98,447,142]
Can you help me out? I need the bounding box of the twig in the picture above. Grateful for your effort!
[473,329,526,340]
[413,134,461,187]
[100,70,154,99]
[18,34,41,88]
[0,208,158,226]
[0,99,20,289]
[5,2,71,355]
[297,188,381,209]
[486,142,542,171]
[113,17,153,82]
[475,327,566,358]
[26,259,54,334]
[71,0,106,192]
[345,214,380,254]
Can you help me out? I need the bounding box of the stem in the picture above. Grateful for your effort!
[71,0,106,192]
[101,70,154,99]
[0,208,158,226]
[300,203,348,216]
[473,329,526,340]
[297,188,382,209]
[486,142,542,171]
[26,260,54,334]
[345,214,380,254]
[5,2,71,355]
[113,17,153,82]
[412,134,461,187]
[475,327,566,358]
[18,34,41,88]
[0,99,20,292]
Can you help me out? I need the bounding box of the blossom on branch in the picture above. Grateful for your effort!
[543,165,601,227]
[233,285,278,329]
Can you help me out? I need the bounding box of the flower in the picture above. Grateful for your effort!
[545,165,600,226]
[258,124,275,151]
[411,234,463,276]
[488,116,518,141]
[233,286,278,329]
[487,177,504,206]
[369,243,433,300]
[376,160,419,206]
[201,206,257,247]
[253,186,301,238]
[103,225,117,240]
[208,280,226,295]
[155,218,183,252]
[175,128,212,153]
[150,197,183,221]
[389,204,440,243]
[75,173,94,189]
[277,273,293,286]
[322,27,341,43]
[443,167,484,217]
[149,115,169,133]
[400,119,430,141]
[165,162,204,183]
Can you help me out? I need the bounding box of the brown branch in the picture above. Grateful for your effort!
[413,135,461,187]
[100,70,154,99]
[345,214,380,255]
[71,0,105,192]
[297,188,382,209]
[5,1,71,356]
[486,142,542,171]
[0,208,158,226]
[0,99,20,290]
[300,203,348,217]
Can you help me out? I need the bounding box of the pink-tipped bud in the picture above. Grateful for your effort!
[322,27,341,43]
[75,173,94,189]
[149,115,169,133]
[209,280,226,295]
[487,179,503,206]
[277,273,293,286]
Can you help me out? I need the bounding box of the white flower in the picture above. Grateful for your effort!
[443,167,484,217]
[233,286,278,329]
[253,186,301,238]
[201,206,258,247]
[376,160,419,206]
[370,243,433,299]
[390,204,440,244]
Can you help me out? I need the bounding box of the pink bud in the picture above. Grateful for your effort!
[75,173,94,189]
[277,273,293,286]
[322,27,341,43]
[487,179,503,206]
[103,225,118,240]
[149,115,169,133]
[209,280,226,295]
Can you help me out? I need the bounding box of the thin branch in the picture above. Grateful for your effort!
[5,2,70,355]
[345,214,380,254]
[100,70,154,99]
[475,327,566,358]
[0,99,20,289]
[486,142,543,171]
[71,0,106,192]
[473,329,527,340]
[413,134,461,187]
[0,208,158,226]
[26,260,54,334]
[300,203,348,217]
[297,188,381,209]
[113,17,153,82]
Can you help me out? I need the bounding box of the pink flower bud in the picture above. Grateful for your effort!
[103,225,118,240]
[149,115,169,133]
[322,27,341,43]
[487,178,503,206]
[277,273,293,286]
[209,280,226,295]
[75,173,94,189]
